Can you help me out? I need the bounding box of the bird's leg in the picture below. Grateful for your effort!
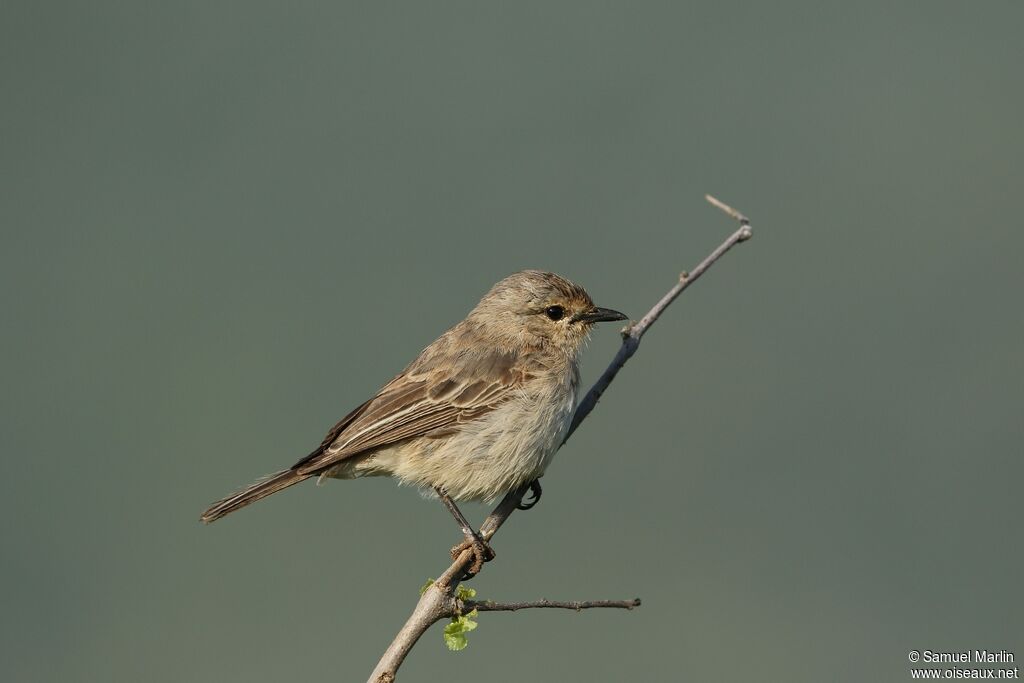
[434,487,495,579]
[516,479,542,510]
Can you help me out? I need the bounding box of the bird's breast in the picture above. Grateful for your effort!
[405,370,578,502]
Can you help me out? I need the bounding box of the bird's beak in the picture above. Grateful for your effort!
[573,306,629,324]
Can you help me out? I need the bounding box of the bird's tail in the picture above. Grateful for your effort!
[200,469,311,523]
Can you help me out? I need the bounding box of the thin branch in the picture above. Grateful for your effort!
[704,193,749,223]
[565,194,751,438]
[368,197,753,683]
[467,598,642,613]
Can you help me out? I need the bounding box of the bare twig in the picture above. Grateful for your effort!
[565,194,751,438]
[368,197,753,683]
[467,598,642,612]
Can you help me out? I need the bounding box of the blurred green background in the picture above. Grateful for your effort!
[3,2,1021,681]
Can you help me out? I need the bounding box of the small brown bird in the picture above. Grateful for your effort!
[201,270,626,570]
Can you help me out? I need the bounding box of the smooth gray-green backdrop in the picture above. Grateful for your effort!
[3,3,1021,681]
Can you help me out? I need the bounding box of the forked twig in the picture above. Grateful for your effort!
[368,196,753,682]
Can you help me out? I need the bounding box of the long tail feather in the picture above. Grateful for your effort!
[200,469,310,523]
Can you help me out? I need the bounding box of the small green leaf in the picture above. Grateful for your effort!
[443,609,479,651]
[454,584,476,601]
[419,578,435,596]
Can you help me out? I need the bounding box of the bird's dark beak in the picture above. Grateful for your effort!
[573,306,629,324]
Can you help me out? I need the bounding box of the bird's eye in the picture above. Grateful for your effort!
[545,305,565,321]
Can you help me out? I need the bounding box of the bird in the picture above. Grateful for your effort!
[200,270,627,573]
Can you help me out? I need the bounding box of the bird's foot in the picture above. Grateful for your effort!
[516,479,542,510]
[450,536,496,580]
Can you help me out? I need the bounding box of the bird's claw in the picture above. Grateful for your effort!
[517,479,542,510]
[450,537,496,580]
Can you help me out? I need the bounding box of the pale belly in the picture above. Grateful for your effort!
[335,380,578,502]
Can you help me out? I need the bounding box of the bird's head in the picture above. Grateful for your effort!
[468,270,628,356]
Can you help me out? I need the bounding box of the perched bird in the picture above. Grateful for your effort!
[200,270,626,571]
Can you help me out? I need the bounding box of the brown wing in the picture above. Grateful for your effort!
[294,342,531,475]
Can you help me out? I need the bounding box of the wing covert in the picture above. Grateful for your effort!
[295,345,529,475]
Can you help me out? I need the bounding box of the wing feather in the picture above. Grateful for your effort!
[294,342,531,475]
